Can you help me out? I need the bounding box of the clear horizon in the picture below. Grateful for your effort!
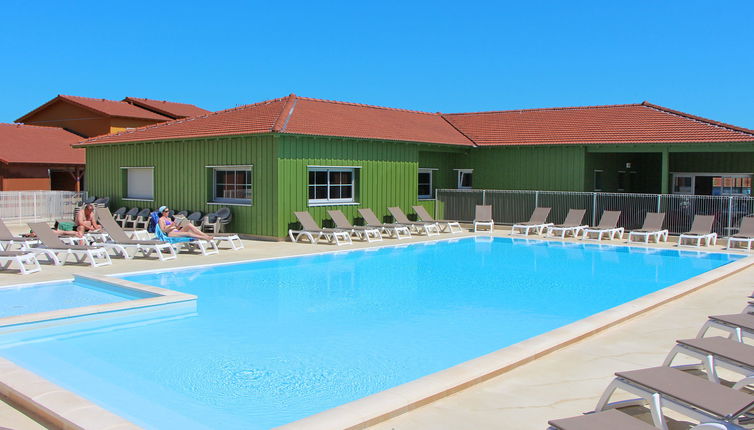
[2,0,753,128]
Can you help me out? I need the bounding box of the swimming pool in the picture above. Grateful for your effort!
[0,238,743,429]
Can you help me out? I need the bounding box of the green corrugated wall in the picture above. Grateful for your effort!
[85,135,278,236]
[466,146,586,191]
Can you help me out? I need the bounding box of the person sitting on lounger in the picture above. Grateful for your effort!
[157,206,213,241]
[76,204,102,234]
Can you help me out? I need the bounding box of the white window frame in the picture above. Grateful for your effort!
[455,169,473,189]
[307,166,359,206]
[418,168,437,200]
[121,167,154,201]
[208,165,253,205]
[671,172,752,196]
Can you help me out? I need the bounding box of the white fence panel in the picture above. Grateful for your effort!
[0,191,87,225]
[436,189,754,237]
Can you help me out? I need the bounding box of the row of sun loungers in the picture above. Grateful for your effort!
[289,206,465,246]
[0,207,245,274]
[548,295,754,430]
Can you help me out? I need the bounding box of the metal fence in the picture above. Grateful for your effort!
[0,191,87,224]
[436,189,754,237]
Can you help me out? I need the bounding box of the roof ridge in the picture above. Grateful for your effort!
[445,103,645,116]
[641,102,754,137]
[80,96,290,144]
[272,94,297,132]
[295,95,439,116]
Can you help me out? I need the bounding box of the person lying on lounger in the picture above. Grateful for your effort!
[76,204,102,234]
[157,206,214,241]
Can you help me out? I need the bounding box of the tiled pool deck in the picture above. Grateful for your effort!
[0,225,751,429]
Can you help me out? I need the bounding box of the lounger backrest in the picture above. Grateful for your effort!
[187,211,203,222]
[0,219,15,240]
[136,208,151,218]
[327,210,354,229]
[641,212,666,231]
[411,205,435,222]
[387,207,411,224]
[95,208,133,243]
[562,209,586,226]
[113,207,127,216]
[28,222,74,249]
[475,205,492,222]
[688,215,714,234]
[125,207,140,217]
[596,210,620,228]
[294,212,321,231]
[358,208,383,226]
[737,216,754,236]
[528,207,551,224]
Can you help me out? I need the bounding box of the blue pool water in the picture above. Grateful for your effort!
[0,280,154,318]
[0,238,742,429]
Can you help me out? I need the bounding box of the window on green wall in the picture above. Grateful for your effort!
[308,166,358,205]
[210,166,252,205]
[418,168,435,199]
[456,169,473,189]
[122,167,154,200]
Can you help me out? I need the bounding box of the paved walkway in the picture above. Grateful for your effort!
[0,225,750,429]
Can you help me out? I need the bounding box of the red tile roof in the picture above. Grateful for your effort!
[443,102,754,146]
[78,95,475,146]
[0,123,84,164]
[16,95,171,123]
[123,97,210,119]
[76,97,754,147]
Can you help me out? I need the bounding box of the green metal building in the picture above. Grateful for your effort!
[77,95,754,239]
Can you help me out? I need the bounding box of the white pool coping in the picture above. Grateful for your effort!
[0,240,751,430]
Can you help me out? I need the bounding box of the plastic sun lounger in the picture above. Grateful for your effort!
[548,409,734,430]
[327,210,383,242]
[595,366,754,429]
[582,210,624,241]
[663,336,754,390]
[387,207,440,236]
[357,208,411,239]
[628,212,669,244]
[679,215,718,247]
[0,250,41,275]
[289,212,352,246]
[473,205,494,232]
[412,205,463,234]
[546,209,587,238]
[151,215,220,256]
[27,222,112,267]
[697,313,754,343]
[727,216,754,251]
[96,208,177,261]
[511,207,553,236]
[0,219,40,250]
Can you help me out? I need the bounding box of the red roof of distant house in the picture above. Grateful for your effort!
[0,123,84,164]
[78,95,474,146]
[76,96,754,147]
[123,97,210,119]
[443,102,754,145]
[16,95,171,123]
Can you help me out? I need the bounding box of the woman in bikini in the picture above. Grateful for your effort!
[156,206,214,241]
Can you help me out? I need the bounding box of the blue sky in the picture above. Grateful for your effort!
[2,1,753,128]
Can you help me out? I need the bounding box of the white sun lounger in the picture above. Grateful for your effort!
[473,205,494,232]
[628,212,668,243]
[358,208,411,239]
[697,313,754,343]
[582,210,624,241]
[663,336,754,390]
[511,207,552,235]
[549,409,738,430]
[289,211,352,246]
[388,207,440,236]
[412,205,463,234]
[328,210,382,242]
[595,366,754,429]
[0,250,41,275]
[727,216,754,251]
[27,222,112,267]
[679,215,717,247]
[547,209,587,238]
[96,208,177,261]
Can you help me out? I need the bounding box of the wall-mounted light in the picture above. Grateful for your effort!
[625,162,632,169]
